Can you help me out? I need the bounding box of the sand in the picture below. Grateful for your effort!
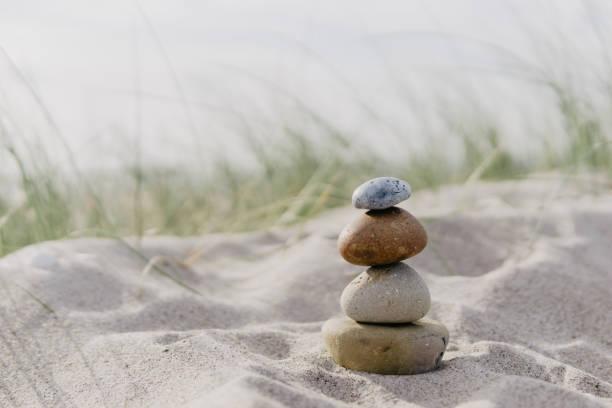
[1,176,611,407]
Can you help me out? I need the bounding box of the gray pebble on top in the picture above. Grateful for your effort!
[351,177,411,210]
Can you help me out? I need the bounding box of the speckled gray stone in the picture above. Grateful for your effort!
[352,177,411,210]
[340,262,430,323]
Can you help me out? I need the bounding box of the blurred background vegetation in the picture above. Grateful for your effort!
[1,1,612,256]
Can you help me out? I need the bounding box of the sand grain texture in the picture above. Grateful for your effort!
[1,177,611,407]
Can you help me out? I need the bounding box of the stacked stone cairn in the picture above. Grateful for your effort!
[323,177,449,375]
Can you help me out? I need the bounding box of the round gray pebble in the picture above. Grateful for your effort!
[340,262,430,323]
[351,177,411,210]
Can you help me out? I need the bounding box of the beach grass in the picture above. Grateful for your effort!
[1,91,610,259]
[2,22,612,258]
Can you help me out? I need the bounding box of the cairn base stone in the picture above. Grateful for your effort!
[322,316,449,375]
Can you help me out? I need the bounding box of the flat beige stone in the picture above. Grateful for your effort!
[322,316,449,375]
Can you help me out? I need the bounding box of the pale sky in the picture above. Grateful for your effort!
[0,0,610,171]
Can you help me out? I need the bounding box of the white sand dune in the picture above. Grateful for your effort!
[1,176,611,407]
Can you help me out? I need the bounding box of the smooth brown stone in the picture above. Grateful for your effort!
[322,316,449,375]
[337,207,427,266]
